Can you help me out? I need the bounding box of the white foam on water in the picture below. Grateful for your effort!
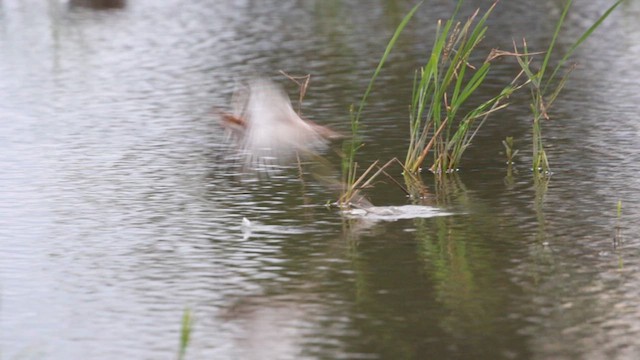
[341,205,453,221]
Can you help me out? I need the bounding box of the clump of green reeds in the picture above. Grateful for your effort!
[404,1,521,175]
[339,0,621,206]
[338,2,421,207]
[513,0,623,176]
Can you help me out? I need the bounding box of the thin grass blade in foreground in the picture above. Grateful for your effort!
[352,2,422,123]
[544,0,624,94]
[339,2,422,207]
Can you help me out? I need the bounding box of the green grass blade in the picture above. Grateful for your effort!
[546,66,574,108]
[450,61,467,110]
[540,0,572,81]
[459,1,496,56]
[515,56,537,86]
[545,0,624,88]
[178,308,193,360]
[354,1,422,122]
[455,62,491,109]
[561,0,622,63]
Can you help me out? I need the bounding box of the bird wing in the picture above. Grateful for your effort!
[241,79,328,163]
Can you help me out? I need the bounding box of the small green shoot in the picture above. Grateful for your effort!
[178,308,193,360]
[502,136,519,165]
[617,200,622,219]
[614,199,623,248]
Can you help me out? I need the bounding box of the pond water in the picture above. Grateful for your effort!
[2,0,640,359]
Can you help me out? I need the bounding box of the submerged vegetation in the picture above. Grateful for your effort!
[336,0,622,206]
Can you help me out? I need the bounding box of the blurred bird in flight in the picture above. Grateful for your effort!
[219,78,341,169]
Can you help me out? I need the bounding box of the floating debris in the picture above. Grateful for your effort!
[341,204,453,221]
[241,217,252,240]
[239,216,307,240]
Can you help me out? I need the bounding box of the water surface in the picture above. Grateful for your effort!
[2,1,640,359]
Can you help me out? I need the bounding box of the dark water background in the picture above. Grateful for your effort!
[2,0,640,359]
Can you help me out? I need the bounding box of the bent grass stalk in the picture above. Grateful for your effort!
[338,158,408,206]
[404,1,520,175]
[279,70,311,115]
[514,0,623,176]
